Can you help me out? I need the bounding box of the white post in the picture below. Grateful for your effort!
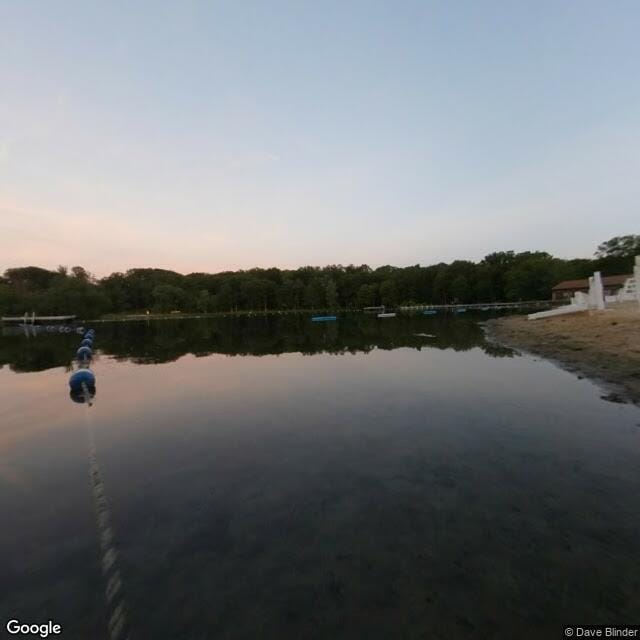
[592,271,605,310]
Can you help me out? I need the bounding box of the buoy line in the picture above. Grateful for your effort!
[70,329,133,640]
[85,409,132,640]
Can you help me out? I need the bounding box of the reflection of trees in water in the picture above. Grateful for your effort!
[0,331,77,373]
[0,315,514,372]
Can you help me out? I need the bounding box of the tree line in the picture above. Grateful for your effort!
[0,235,637,318]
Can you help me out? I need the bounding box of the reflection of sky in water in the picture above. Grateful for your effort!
[1,319,639,639]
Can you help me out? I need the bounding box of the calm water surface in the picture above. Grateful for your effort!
[1,315,639,639]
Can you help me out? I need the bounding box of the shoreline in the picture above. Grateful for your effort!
[486,302,640,405]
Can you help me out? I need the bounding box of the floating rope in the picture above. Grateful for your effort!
[69,329,133,640]
[85,407,132,640]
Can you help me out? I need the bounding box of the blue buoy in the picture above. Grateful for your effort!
[76,346,93,361]
[311,315,337,322]
[69,368,95,391]
[69,387,96,403]
[80,338,93,347]
[423,310,438,316]
[84,330,95,338]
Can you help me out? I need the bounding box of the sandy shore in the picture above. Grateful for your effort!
[487,302,640,404]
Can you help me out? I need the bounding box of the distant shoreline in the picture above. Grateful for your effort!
[90,309,345,322]
[86,302,547,323]
[486,303,640,405]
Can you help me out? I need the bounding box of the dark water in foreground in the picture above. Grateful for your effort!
[1,315,639,639]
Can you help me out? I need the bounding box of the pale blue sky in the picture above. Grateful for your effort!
[1,1,639,275]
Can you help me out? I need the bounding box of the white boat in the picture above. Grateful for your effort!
[377,312,397,318]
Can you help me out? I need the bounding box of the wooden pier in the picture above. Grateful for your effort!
[1,313,77,324]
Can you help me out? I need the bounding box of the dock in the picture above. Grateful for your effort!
[400,300,557,312]
[1,313,77,324]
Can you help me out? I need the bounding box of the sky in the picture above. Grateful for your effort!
[1,0,639,277]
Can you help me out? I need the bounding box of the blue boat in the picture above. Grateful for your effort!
[311,315,337,322]
[423,310,438,315]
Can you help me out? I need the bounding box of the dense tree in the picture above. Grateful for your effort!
[0,235,636,318]
[195,290,210,313]
[450,275,471,303]
[241,278,274,311]
[325,279,339,308]
[357,284,378,307]
[433,267,449,303]
[0,282,15,314]
[592,235,639,276]
[379,279,400,307]
[305,279,326,309]
[504,255,559,301]
[596,235,640,259]
[152,284,187,312]
[4,266,59,292]
[70,265,92,282]
[216,281,236,312]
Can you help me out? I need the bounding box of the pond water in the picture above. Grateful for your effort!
[1,315,639,639]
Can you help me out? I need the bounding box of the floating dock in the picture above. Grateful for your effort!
[402,300,556,313]
[1,313,77,324]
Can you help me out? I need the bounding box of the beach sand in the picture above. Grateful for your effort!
[487,302,640,404]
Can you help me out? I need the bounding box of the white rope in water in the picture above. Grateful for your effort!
[83,385,133,640]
